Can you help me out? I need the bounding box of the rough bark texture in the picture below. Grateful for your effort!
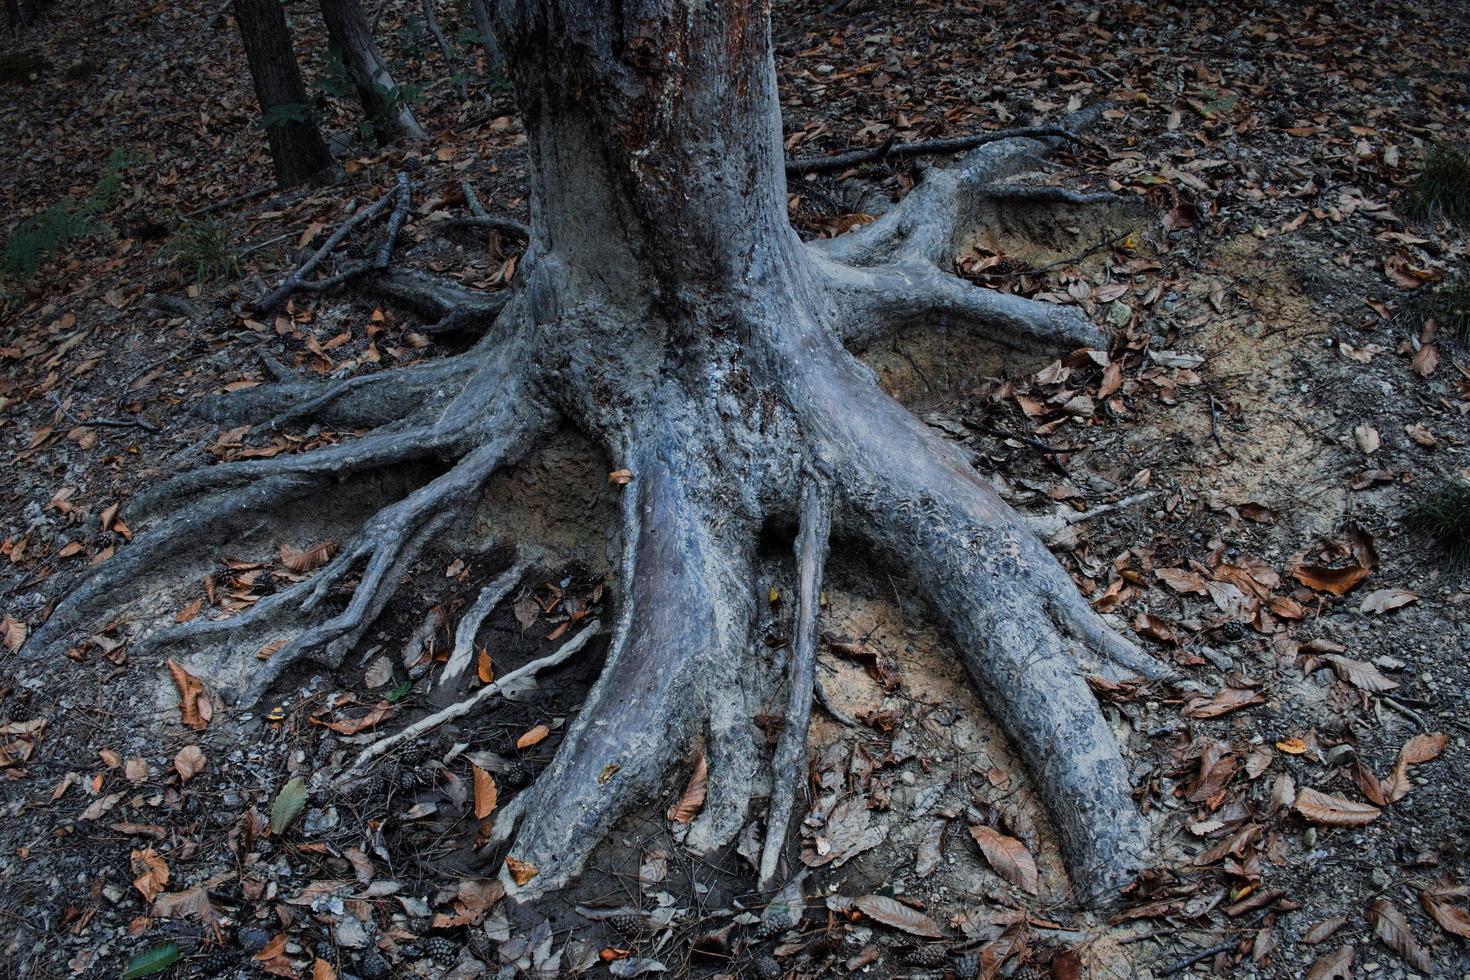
[317,0,428,144]
[233,0,334,187]
[26,0,1169,912]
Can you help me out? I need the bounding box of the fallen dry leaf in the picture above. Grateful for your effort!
[1359,588,1418,615]
[516,724,550,749]
[1303,944,1354,980]
[505,856,538,885]
[853,894,943,938]
[1291,563,1371,595]
[1421,888,1470,939]
[279,539,336,573]
[174,745,206,784]
[1294,787,1381,826]
[968,825,1039,895]
[166,659,211,731]
[130,847,169,902]
[1368,898,1432,972]
[667,752,708,824]
[1,615,26,653]
[311,701,393,735]
[472,764,498,820]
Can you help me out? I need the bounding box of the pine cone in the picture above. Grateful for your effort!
[422,936,460,966]
[954,951,980,979]
[502,764,531,790]
[752,954,782,979]
[5,696,32,723]
[356,949,391,980]
[907,944,949,967]
[195,949,237,974]
[398,768,420,791]
[466,931,496,963]
[608,912,645,937]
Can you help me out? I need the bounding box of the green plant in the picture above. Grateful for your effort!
[160,218,239,287]
[1408,480,1470,573]
[0,148,138,282]
[1403,143,1470,225]
[1405,273,1470,347]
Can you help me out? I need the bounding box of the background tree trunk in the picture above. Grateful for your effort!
[317,0,428,144]
[466,0,502,80]
[232,0,334,188]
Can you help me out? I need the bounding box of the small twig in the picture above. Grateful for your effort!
[786,125,1085,176]
[438,556,529,688]
[461,179,489,219]
[1022,491,1158,541]
[758,481,831,891]
[1379,695,1428,732]
[338,621,600,783]
[436,215,532,238]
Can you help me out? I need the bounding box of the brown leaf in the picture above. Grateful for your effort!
[1322,654,1399,692]
[312,959,337,980]
[1368,898,1432,972]
[1,615,26,653]
[1304,945,1354,980]
[154,885,223,941]
[79,792,123,821]
[1291,563,1370,595]
[166,659,210,731]
[1295,787,1381,826]
[1384,732,1448,803]
[472,765,498,820]
[516,724,550,749]
[1358,589,1418,615]
[311,701,393,735]
[1303,915,1349,945]
[666,752,707,824]
[130,847,169,902]
[505,856,538,885]
[969,825,1039,895]
[477,648,494,684]
[607,468,633,486]
[125,757,149,784]
[174,597,203,624]
[279,539,336,573]
[978,923,1030,980]
[853,894,943,938]
[174,745,206,784]
[1156,568,1207,594]
[1411,343,1438,377]
[1182,686,1265,719]
[1421,891,1470,939]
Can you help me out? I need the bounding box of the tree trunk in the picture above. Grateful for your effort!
[31,0,1167,912]
[466,0,502,80]
[232,0,334,188]
[317,0,428,144]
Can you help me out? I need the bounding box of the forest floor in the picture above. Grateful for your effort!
[2,0,1470,978]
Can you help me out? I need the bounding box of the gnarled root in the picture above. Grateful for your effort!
[798,337,1169,905]
[487,435,762,900]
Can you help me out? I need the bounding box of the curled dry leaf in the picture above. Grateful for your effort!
[516,724,550,749]
[666,751,707,824]
[607,468,633,486]
[279,539,336,573]
[166,659,210,731]
[969,825,1039,895]
[1383,731,1448,803]
[1368,898,1432,972]
[311,701,392,735]
[472,764,498,820]
[853,894,943,938]
[1291,563,1370,596]
[1303,915,1349,945]
[130,847,169,902]
[174,745,206,784]
[1182,686,1265,719]
[505,856,539,885]
[1156,568,1208,594]
[1294,787,1381,826]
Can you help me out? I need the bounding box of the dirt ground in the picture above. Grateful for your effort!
[1,0,1468,977]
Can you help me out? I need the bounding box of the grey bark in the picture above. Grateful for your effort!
[232,0,334,187]
[317,0,428,144]
[26,0,1168,912]
[466,0,503,79]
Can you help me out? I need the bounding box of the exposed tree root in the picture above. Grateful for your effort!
[255,172,412,313]
[339,620,601,783]
[757,481,831,891]
[23,108,1171,912]
[438,554,529,688]
[786,123,1087,176]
